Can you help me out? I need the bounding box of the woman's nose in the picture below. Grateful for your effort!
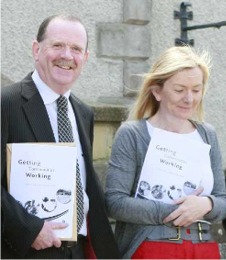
[184,91,193,103]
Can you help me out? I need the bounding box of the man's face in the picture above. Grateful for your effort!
[32,18,89,94]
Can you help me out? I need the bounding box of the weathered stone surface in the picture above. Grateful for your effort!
[93,160,109,187]
[97,24,150,58]
[123,61,150,97]
[123,0,151,25]
[93,123,119,161]
[88,98,132,122]
[92,104,128,122]
[1,73,14,87]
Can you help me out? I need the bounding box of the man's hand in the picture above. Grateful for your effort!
[31,221,68,250]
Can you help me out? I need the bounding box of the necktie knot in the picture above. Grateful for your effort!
[57,95,68,112]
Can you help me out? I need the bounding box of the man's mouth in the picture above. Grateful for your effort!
[57,65,71,70]
[55,61,74,70]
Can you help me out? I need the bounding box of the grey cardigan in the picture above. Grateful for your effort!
[105,119,226,259]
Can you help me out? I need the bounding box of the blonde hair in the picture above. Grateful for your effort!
[128,46,211,122]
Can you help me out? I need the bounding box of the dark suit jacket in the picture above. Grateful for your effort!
[1,73,119,259]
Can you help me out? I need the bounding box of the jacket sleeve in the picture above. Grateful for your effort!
[1,89,44,257]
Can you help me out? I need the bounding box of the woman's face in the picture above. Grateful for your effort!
[152,67,204,120]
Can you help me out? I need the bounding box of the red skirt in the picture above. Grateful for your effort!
[131,240,220,259]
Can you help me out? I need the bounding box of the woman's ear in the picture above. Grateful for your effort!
[151,85,162,102]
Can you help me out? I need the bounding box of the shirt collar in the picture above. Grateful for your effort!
[32,70,71,105]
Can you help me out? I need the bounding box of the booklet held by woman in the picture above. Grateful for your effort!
[135,128,212,204]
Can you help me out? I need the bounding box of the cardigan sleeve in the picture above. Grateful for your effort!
[201,123,226,221]
[105,121,178,225]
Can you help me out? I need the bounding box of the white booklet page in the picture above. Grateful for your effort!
[135,128,212,204]
[7,143,78,241]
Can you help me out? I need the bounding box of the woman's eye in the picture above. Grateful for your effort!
[192,90,201,93]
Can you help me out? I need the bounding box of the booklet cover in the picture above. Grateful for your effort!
[7,143,78,241]
[135,128,212,204]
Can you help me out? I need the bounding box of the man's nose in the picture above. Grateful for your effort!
[61,46,73,59]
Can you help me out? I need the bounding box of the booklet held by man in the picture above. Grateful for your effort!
[7,143,78,241]
[135,128,212,204]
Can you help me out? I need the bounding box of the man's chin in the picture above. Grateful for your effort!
[54,74,75,85]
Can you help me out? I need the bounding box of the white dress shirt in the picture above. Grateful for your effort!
[32,70,89,236]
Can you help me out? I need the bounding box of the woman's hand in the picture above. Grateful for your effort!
[163,195,212,227]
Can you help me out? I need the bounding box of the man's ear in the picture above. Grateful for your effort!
[32,40,40,61]
[151,85,162,102]
[83,50,89,65]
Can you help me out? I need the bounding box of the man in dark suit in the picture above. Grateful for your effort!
[1,14,119,259]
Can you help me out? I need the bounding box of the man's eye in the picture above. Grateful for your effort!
[53,44,62,48]
[72,46,81,52]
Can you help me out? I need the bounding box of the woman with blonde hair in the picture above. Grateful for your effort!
[105,46,226,259]
[128,46,209,121]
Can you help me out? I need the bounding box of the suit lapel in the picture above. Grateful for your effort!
[20,74,91,148]
[21,74,55,142]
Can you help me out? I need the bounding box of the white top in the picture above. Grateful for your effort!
[141,120,214,202]
[146,120,204,142]
[32,70,88,236]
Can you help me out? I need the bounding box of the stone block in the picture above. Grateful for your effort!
[93,160,108,188]
[91,103,128,122]
[97,24,150,59]
[93,122,119,161]
[123,61,150,97]
[123,0,151,25]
